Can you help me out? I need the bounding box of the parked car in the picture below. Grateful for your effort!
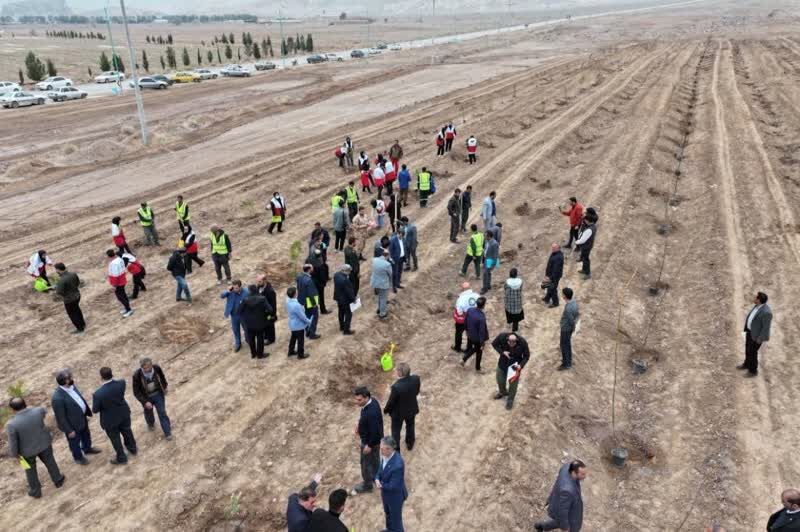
[170,71,201,83]
[220,65,251,77]
[350,49,365,58]
[151,74,175,86]
[0,81,21,92]
[367,48,382,55]
[254,61,277,71]
[325,53,344,62]
[35,76,73,91]
[1,91,45,108]
[94,71,125,83]
[377,42,388,50]
[194,68,219,80]
[129,77,168,90]
[389,44,402,51]
[47,86,88,102]
[307,55,326,64]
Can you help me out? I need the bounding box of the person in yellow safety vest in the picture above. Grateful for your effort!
[175,195,190,233]
[209,225,233,285]
[331,190,346,213]
[345,180,359,219]
[460,224,484,279]
[416,167,432,208]
[137,202,160,246]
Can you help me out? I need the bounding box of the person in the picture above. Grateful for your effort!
[460,185,472,233]
[574,208,597,279]
[221,280,249,352]
[349,206,371,261]
[445,122,457,152]
[534,460,587,532]
[767,488,800,531]
[26,249,53,288]
[107,249,133,317]
[92,367,137,465]
[389,227,406,292]
[307,246,331,315]
[481,191,497,230]
[466,135,478,164]
[384,363,420,452]
[374,235,390,258]
[372,197,386,229]
[331,190,346,214]
[51,370,100,465]
[286,286,312,359]
[137,201,159,246]
[345,181,359,219]
[5,398,65,498]
[336,143,347,168]
[132,358,172,440]
[559,287,580,370]
[287,473,323,532]
[398,164,411,207]
[344,237,361,295]
[333,264,356,335]
[389,139,404,169]
[491,221,503,247]
[333,198,350,252]
[53,263,85,333]
[371,250,393,320]
[435,128,445,157]
[122,251,146,299]
[310,488,349,532]
[416,167,432,207]
[385,192,401,232]
[372,165,386,198]
[461,224,484,279]
[255,275,278,345]
[238,284,273,359]
[358,150,369,171]
[181,224,204,274]
[491,333,530,410]
[111,217,133,255]
[738,291,772,377]
[268,192,287,234]
[461,296,488,371]
[401,217,418,272]
[209,225,233,285]
[353,386,384,494]
[344,136,354,168]
[360,162,373,194]
[482,230,499,295]
[375,436,408,532]
[175,195,190,233]
[504,268,525,332]
[452,282,479,352]
[543,243,564,308]
[167,248,192,303]
[310,222,331,261]
[384,159,397,196]
[447,188,462,243]
[297,264,321,339]
[560,197,584,249]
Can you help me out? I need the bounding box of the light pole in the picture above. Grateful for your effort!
[119,0,148,145]
[103,5,120,94]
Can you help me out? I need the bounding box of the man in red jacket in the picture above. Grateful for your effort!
[560,197,584,249]
[106,250,133,317]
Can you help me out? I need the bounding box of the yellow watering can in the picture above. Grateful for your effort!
[380,342,396,372]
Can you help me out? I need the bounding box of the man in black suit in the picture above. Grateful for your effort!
[738,291,773,377]
[92,367,137,465]
[333,264,356,335]
[256,274,278,345]
[542,243,564,308]
[352,386,383,494]
[384,362,420,452]
[768,489,800,531]
[51,369,101,465]
[310,488,349,532]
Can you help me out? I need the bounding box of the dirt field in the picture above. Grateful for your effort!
[1,0,800,530]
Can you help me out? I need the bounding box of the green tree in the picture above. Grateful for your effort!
[99,51,111,71]
[142,50,149,71]
[18,69,24,86]
[281,38,287,56]
[216,47,222,63]
[241,31,247,46]
[224,44,232,60]
[25,51,47,81]
[229,32,234,44]
[160,55,166,70]
[45,58,57,76]
[287,36,294,54]
[87,66,93,77]
[166,46,177,68]
[167,33,173,45]
[197,48,202,65]
[146,35,151,43]
[237,47,241,60]
[262,38,268,57]
[221,33,228,44]
[253,42,261,60]
[207,50,213,63]
[182,47,190,66]
[306,33,313,52]
[112,54,125,72]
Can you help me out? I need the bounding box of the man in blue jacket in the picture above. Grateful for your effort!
[51,369,101,465]
[297,264,321,339]
[220,280,248,352]
[92,367,137,465]
[534,460,587,532]
[460,296,489,371]
[397,164,411,207]
[376,436,408,532]
[353,386,384,494]
[286,473,323,532]
[286,287,312,359]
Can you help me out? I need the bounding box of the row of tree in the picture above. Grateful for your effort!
[45,30,106,40]
[146,34,173,45]
[11,14,258,25]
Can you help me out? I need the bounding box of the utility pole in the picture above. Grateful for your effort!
[119,0,148,146]
[278,8,286,68]
[104,5,120,92]
[366,8,370,47]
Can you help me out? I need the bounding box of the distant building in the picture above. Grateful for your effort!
[1,0,69,17]
[153,18,168,24]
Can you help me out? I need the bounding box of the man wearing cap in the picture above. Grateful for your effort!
[333,264,356,335]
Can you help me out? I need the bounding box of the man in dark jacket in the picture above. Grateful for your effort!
[52,369,100,464]
[353,386,383,494]
[333,264,356,335]
[167,248,192,303]
[491,333,530,410]
[297,264,321,339]
[534,460,587,532]
[543,243,564,308]
[447,188,461,243]
[767,489,800,531]
[286,473,322,532]
[384,362,420,451]
[256,275,278,345]
[738,291,773,377]
[308,246,331,315]
[389,228,405,291]
[460,185,472,233]
[238,285,273,359]
[132,358,172,440]
[92,367,137,465]
[310,488,348,532]
[54,263,85,333]
[344,237,361,295]
[460,296,489,371]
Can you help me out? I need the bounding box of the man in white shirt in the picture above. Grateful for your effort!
[51,369,100,465]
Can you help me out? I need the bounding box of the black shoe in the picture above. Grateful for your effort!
[288,351,297,357]
[110,458,128,465]
[397,285,404,289]
[321,310,332,315]
[234,345,241,353]
[298,353,310,359]
[406,443,414,451]
[85,448,102,455]
[54,475,66,488]
[308,334,321,340]
[534,525,544,532]
[547,303,559,308]
[343,330,355,335]
[744,372,758,378]
[126,448,137,456]
[29,492,42,499]
[130,295,138,300]
[75,457,89,465]
[505,402,514,410]
[353,484,373,494]
[451,346,462,352]
[557,365,572,371]
[493,392,507,400]
[147,424,155,431]
[736,364,748,370]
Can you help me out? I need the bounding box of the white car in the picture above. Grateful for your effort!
[35,76,73,91]
[389,44,402,51]
[0,81,21,92]
[129,77,168,90]
[220,65,250,77]
[194,68,219,80]
[94,71,125,83]
[367,48,382,55]
[1,91,45,108]
[325,53,344,62]
[48,86,88,102]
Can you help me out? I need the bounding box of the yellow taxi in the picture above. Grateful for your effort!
[170,71,201,83]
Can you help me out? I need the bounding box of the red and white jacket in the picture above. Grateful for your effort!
[372,167,385,186]
[360,169,371,187]
[122,253,143,275]
[184,231,199,254]
[446,125,456,140]
[435,132,444,146]
[108,256,128,287]
[467,137,478,154]
[384,160,396,182]
[111,223,126,246]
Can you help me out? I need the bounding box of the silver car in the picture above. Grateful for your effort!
[220,65,251,77]
[1,91,45,108]
[48,86,88,102]
[35,76,73,91]
[194,68,219,80]
[254,61,276,71]
[129,77,168,90]
[94,71,125,83]
[0,81,21,92]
